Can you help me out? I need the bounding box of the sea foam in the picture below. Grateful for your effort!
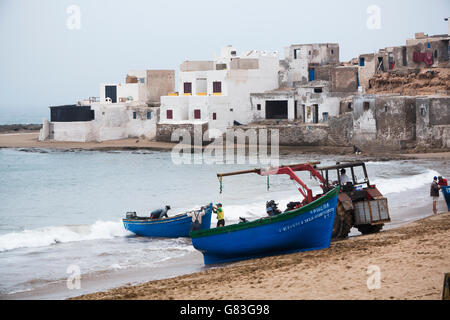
[0,220,132,252]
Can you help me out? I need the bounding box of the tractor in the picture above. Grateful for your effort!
[317,162,391,239]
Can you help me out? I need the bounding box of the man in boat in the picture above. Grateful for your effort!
[431,177,441,215]
[188,207,206,232]
[213,203,225,227]
[150,205,171,219]
[266,200,282,217]
[339,169,351,185]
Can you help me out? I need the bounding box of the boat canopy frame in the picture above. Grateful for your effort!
[217,162,326,204]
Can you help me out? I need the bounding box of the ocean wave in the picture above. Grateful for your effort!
[372,169,441,194]
[0,220,132,252]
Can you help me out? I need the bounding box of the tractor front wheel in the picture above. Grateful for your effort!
[332,202,353,240]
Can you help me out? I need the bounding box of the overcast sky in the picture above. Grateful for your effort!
[0,0,448,117]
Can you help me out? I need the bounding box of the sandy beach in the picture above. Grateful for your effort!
[73,211,450,300]
[0,132,178,152]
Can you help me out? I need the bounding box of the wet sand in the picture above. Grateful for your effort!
[0,132,177,152]
[74,211,450,300]
[2,132,449,159]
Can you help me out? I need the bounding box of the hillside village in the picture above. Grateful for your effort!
[39,19,450,153]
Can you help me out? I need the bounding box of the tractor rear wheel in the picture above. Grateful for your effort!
[357,224,384,235]
[332,202,353,240]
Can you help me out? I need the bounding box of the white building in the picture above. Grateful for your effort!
[159,46,280,137]
[40,70,174,142]
[250,81,341,124]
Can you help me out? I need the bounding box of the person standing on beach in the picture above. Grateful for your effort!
[213,203,225,228]
[430,177,441,215]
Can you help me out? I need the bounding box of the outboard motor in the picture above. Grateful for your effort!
[126,211,137,219]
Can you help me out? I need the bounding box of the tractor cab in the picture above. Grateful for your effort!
[318,162,391,239]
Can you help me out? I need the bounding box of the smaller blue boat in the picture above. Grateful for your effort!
[442,186,450,211]
[123,204,213,238]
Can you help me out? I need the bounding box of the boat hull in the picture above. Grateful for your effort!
[191,188,339,265]
[442,186,450,211]
[123,204,212,238]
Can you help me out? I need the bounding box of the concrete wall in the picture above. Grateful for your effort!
[50,122,97,142]
[230,58,259,70]
[146,70,175,104]
[180,61,214,72]
[331,67,358,92]
[48,103,158,142]
[358,54,377,89]
[416,96,450,148]
[349,95,450,151]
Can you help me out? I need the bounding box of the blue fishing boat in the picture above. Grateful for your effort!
[442,186,450,211]
[123,204,213,238]
[191,163,339,265]
[192,187,339,265]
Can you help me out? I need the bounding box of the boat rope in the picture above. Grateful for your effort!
[219,176,223,194]
[267,176,270,191]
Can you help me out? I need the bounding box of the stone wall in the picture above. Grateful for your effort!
[235,124,329,146]
[156,122,209,144]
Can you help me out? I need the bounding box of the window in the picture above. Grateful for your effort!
[331,49,334,54]
[139,78,145,84]
[360,57,365,67]
[322,112,329,122]
[384,105,388,112]
[194,109,201,120]
[166,110,173,119]
[183,82,192,94]
[147,111,151,120]
[347,103,353,111]
[216,63,227,70]
[314,88,323,93]
[434,50,438,58]
[230,108,234,112]
[363,102,370,111]
[212,113,217,120]
[421,107,426,117]
[213,81,222,93]
[133,112,137,119]
[257,104,261,111]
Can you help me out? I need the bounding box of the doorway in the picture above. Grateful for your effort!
[265,101,288,119]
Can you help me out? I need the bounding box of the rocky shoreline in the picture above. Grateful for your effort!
[0,124,42,133]
[0,131,449,161]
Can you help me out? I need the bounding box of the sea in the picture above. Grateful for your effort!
[0,139,449,299]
